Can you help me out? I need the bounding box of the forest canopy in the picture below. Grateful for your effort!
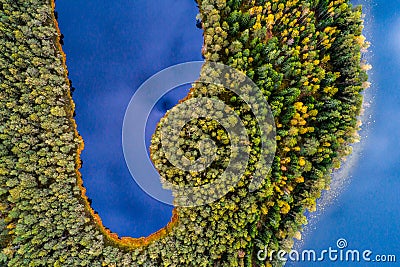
[0,0,369,266]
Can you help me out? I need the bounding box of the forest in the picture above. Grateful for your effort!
[0,0,369,266]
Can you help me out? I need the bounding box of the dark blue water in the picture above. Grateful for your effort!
[56,0,203,237]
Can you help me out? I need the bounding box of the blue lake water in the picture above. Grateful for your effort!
[57,0,400,265]
[56,0,203,237]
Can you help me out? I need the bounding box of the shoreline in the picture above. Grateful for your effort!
[50,0,179,250]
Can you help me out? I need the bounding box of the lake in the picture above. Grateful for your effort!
[56,1,400,265]
[56,0,203,237]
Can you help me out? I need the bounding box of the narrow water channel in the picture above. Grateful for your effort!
[56,0,203,237]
